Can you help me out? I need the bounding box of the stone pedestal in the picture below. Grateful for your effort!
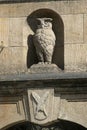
[29,64,61,74]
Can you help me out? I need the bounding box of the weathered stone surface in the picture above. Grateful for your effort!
[59,95,87,127]
[83,14,87,43]
[9,18,24,46]
[0,4,9,17]
[28,89,56,124]
[62,14,83,43]
[0,18,9,47]
[0,97,25,129]
[0,1,87,129]
[65,44,87,71]
[0,47,27,74]
[0,1,86,73]
[29,63,61,73]
[0,1,87,17]
[0,17,29,47]
[10,17,31,47]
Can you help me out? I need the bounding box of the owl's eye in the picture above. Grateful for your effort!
[44,22,48,25]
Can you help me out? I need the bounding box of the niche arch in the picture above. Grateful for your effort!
[2,119,87,130]
[27,8,64,70]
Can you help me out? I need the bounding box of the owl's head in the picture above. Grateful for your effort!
[37,18,53,29]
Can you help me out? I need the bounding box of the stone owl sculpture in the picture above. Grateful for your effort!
[33,18,56,64]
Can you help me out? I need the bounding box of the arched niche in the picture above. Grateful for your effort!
[2,119,87,130]
[27,9,64,70]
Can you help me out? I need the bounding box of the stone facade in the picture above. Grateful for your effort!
[0,0,87,130]
[0,0,87,73]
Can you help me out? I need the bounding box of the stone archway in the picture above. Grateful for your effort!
[2,119,87,130]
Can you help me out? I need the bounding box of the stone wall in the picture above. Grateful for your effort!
[0,0,87,74]
[0,1,87,129]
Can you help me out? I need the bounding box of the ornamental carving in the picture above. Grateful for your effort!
[33,18,56,64]
[31,91,49,121]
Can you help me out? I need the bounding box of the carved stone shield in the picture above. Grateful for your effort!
[28,89,55,124]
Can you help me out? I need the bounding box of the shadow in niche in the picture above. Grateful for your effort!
[2,119,87,130]
[27,8,64,70]
[27,34,38,68]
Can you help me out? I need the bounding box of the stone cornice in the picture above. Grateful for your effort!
[0,72,87,95]
[0,72,87,82]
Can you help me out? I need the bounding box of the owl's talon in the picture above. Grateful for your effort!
[38,62,44,64]
[45,62,51,64]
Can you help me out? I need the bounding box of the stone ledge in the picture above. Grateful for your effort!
[29,63,61,74]
[0,72,87,82]
[0,0,75,3]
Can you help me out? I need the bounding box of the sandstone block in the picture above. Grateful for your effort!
[65,44,87,71]
[29,63,61,74]
[59,95,87,127]
[0,47,27,74]
[0,1,86,17]
[28,89,55,124]
[62,14,83,43]
[0,18,9,47]
[0,4,9,17]
[9,18,24,46]
[0,97,25,129]
[0,1,87,18]
[83,14,87,43]
[0,17,31,47]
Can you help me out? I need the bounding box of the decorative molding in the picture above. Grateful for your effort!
[0,93,30,121]
[0,0,61,3]
[33,17,56,64]
[1,72,87,82]
[0,73,87,127]
[31,91,49,120]
[28,89,54,124]
[0,0,74,3]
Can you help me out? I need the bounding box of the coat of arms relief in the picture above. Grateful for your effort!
[28,89,58,124]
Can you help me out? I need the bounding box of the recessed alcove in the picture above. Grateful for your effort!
[27,9,64,70]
